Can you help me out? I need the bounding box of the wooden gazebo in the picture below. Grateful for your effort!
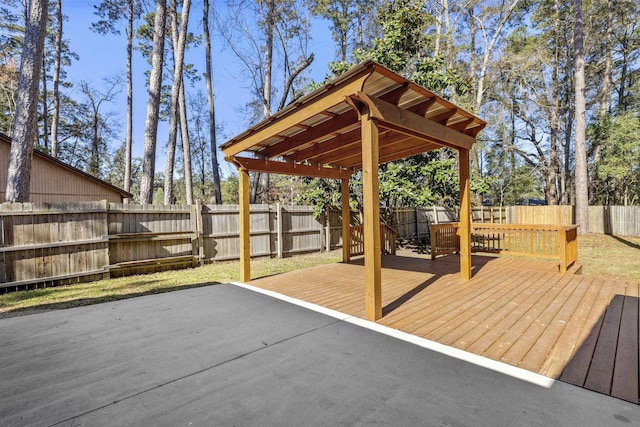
[221,61,486,321]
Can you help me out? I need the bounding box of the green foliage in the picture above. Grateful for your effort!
[412,55,469,97]
[294,177,348,218]
[221,175,239,205]
[354,0,430,73]
[593,113,640,204]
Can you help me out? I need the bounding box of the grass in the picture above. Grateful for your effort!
[577,233,640,280]
[0,250,342,317]
[2,233,639,317]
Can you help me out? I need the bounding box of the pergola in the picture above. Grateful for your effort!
[221,61,486,321]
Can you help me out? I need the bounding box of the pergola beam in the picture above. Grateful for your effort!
[229,156,353,180]
[260,110,359,158]
[287,127,361,162]
[312,130,407,166]
[222,73,372,157]
[355,93,475,150]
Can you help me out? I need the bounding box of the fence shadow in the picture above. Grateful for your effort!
[1,281,223,319]
[611,235,640,251]
[559,294,639,404]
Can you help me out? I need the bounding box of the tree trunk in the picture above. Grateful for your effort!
[251,0,276,204]
[546,0,561,205]
[5,0,48,202]
[140,0,167,204]
[90,107,100,176]
[262,0,274,119]
[434,1,442,57]
[203,0,222,204]
[163,0,191,205]
[599,0,613,118]
[442,0,451,67]
[124,0,134,200]
[50,0,62,158]
[573,0,588,233]
[164,0,181,205]
[590,0,613,203]
[179,78,193,205]
[41,55,48,150]
[561,45,574,206]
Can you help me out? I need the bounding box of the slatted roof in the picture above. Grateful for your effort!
[221,60,486,179]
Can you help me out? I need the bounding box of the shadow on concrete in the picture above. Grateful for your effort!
[0,281,223,319]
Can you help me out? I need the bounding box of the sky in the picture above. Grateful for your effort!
[62,1,335,178]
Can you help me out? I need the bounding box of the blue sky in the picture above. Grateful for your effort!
[62,1,335,177]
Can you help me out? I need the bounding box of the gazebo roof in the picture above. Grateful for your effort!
[221,60,486,179]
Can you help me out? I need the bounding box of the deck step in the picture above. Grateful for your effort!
[567,263,583,275]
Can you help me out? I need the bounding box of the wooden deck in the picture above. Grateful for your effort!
[250,251,639,404]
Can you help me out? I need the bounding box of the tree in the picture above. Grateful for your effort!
[216,0,314,203]
[5,0,48,202]
[163,0,192,205]
[92,0,142,199]
[308,0,377,62]
[593,114,640,205]
[573,0,588,232]
[140,0,167,204]
[49,0,62,157]
[202,0,222,204]
[78,78,121,177]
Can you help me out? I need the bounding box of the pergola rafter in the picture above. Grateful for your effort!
[221,60,486,321]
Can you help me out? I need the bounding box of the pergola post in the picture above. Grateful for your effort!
[341,178,351,263]
[459,148,472,280]
[239,167,251,282]
[361,111,382,321]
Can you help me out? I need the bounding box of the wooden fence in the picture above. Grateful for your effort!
[0,202,325,290]
[588,206,640,236]
[2,201,638,290]
[505,205,640,236]
[508,205,575,226]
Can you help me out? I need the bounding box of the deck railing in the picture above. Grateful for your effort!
[430,222,579,274]
[349,224,397,257]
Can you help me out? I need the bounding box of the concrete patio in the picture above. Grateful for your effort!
[1,283,638,426]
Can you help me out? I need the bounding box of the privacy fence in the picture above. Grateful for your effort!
[1,202,638,290]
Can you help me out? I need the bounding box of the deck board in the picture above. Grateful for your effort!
[611,282,639,403]
[519,276,591,372]
[539,277,604,378]
[583,281,627,395]
[250,251,639,404]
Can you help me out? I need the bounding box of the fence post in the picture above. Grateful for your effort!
[276,203,283,258]
[195,200,204,266]
[100,200,111,279]
[325,212,331,252]
[433,206,439,224]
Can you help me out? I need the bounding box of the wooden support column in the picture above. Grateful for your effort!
[361,111,382,321]
[458,148,472,280]
[239,167,251,282]
[341,178,351,263]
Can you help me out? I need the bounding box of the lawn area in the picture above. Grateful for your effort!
[1,233,639,317]
[577,233,640,280]
[0,250,342,317]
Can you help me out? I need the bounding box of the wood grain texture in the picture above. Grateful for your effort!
[251,252,640,404]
